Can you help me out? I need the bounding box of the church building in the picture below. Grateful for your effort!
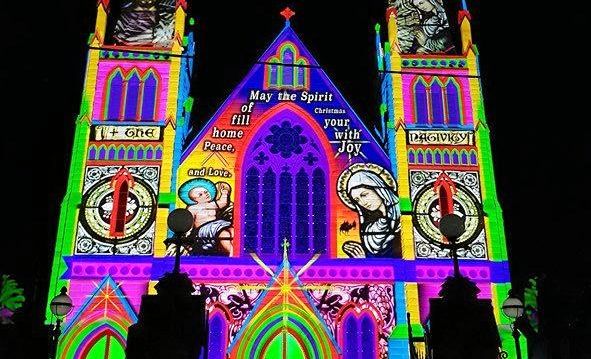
[48,1,520,358]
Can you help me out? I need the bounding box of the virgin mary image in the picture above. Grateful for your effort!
[338,164,402,258]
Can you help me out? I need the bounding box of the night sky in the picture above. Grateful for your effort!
[0,0,587,346]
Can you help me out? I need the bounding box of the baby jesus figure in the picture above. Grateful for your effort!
[177,178,234,256]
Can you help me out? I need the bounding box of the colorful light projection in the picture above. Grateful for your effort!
[48,2,518,358]
[172,22,403,357]
[57,277,137,359]
[387,0,455,54]
[227,240,339,359]
[112,0,176,47]
[178,24,401,260]
[76,166,159,255]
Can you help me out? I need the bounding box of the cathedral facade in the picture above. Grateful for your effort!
[48,1,520,358]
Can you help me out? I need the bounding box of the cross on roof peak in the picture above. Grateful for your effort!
[282,237,290,261]
[282,237,290,249]
[280,7,295,24]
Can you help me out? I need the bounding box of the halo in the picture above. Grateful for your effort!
[178,178,217,205]
[337,163,397,210]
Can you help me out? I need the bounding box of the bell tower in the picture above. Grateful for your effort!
[376,0,522,357]
[46,0,195,357]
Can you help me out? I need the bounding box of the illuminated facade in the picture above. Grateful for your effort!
[48,1,522,358]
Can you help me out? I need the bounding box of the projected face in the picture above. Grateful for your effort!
[189,187,213,204]
[350,187,384,213]
[113,0,175,47]
[412,0,435,13]
[176,178,234,256]
[338,163,401,258]
[135,0,157,8]
[390,0,454,54]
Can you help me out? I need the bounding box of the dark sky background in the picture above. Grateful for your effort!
[0,0,587,347]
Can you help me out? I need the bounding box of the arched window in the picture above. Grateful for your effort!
[136,147,144,160]
[297,62,306,88]
[341,313,377,359]
[88,146,97,160]
[452,151,459,164]
[461,151,468,165]
[118,147,125,160]
[360,315,377,358]
[343,315,358,359]
[98,146,106,160]
[124,72,141,120]
[426,150,433,164]
[282,48,295,87]
[155,147,163,160]
[146,147,154,160]
[279,170,293,250]
[443,151,451,164]
[108,147,116,160]
[312,169,327,253]
[414,80,429,125]
[412,77,465,127]
[106,71,124,120]
[80,330,126,358]
[470,151,478,165]
[269,61,278,88]
[207,311,228,359]
[244,168,260,252]
[435,151,442,164]
[127,148,135,160]
[446,80,462,126]
[104,68,159,121]
[408,150,416,164]
[265,43,309,90]
[295,169,310,254]
[261,169,276,254]
[110,180,129,237]
[431,81,445,125]
[417,150,424,164]
[141,72,157,121]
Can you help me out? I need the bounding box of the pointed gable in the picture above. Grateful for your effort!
[58,277,137,359]
[182,23,386,164]
[177,21,403,261]
[228,250,340,358]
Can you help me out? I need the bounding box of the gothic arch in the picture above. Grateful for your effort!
[77,326,126,359]
[336,303,382,359]
[265,41,310,90]
[408,149,416,164]
[208,306,231,359]
[102,67,162,121]
[444,77,463,126]
[412,76,430,125]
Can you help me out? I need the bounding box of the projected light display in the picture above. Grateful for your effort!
[387,0,455,54]
[112,0,176,47]
[47,1,520,358]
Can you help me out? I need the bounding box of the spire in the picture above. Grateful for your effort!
[93,0,110,45]
[280,7,296,27]
[458,0,473,54]
[375,23,384,72]
[385,6,400,54]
